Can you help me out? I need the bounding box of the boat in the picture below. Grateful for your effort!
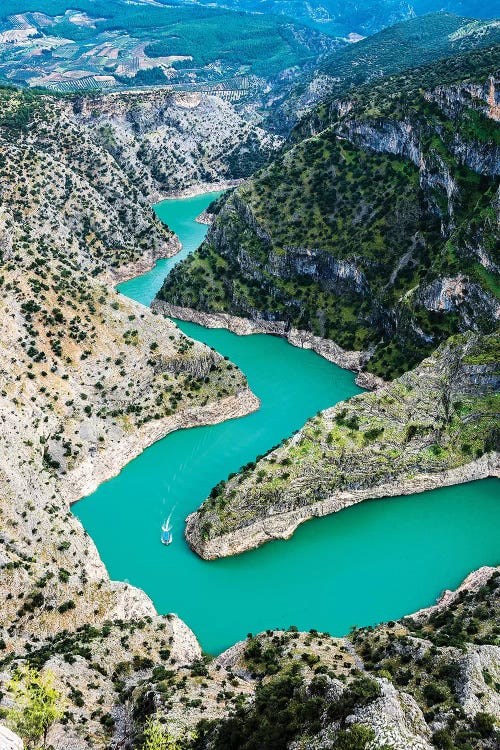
[161,514,173,546]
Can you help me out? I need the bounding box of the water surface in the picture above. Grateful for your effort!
[118,191,223,305]
[74,193,500,654]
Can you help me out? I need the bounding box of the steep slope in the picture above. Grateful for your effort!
[69,89,281,199]
[270,13,500,131]
[0,84,259,748]
[0,86,178,284]
[157,47,500,380]
[184,332,499,558]
[0,85,280,277]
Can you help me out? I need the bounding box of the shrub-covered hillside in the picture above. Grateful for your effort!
[158,46,500,380]
[185,332,499,559]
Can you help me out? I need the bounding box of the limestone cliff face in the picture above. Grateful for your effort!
[335,106,500,180]
[68,90,281,200]
[152,300,368,371]
[414,275,500,329]
[158,63,500,380]
[268,246,368,294]
[202,194,369,303]
[185,332,500,559]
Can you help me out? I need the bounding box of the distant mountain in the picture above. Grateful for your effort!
[173,0,500,36]
[320,13,500,80]
[0,0,340,94]
[267,13,500,131]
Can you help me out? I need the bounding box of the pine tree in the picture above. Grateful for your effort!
[7,664,64,749]
[142,716,196,750]
[142,717,170,750]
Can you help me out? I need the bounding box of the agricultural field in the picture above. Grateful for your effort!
[0,0,340,93]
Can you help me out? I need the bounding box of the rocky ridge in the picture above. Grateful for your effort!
[185,332,499,559]
[69,90,281,200]
[161,567,500,750]
[266,14,500,134]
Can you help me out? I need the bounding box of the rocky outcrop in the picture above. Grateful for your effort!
[0,726,23,750]
[102,234,181,286]
[346,678,433,750]
[340,110,500,180]
[166,179,242,200]
[268,245,368,294]
[195,209,216,225]
[414,276,500,329]
[487,75,500,120]
[354,370,387,389]
[457,645,500,717]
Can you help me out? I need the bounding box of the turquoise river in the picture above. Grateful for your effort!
[74,192,500,655]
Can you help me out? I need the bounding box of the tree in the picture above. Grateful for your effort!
[7,664,64,749]
[142,717,170,750]
[474,712,496,737]
[142,717,197,750]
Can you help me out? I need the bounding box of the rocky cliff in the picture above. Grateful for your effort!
[68,89,281,200]
[157,48,500,380]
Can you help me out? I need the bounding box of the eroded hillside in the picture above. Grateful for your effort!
[0,85,259,748]
[68,89,281,199]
